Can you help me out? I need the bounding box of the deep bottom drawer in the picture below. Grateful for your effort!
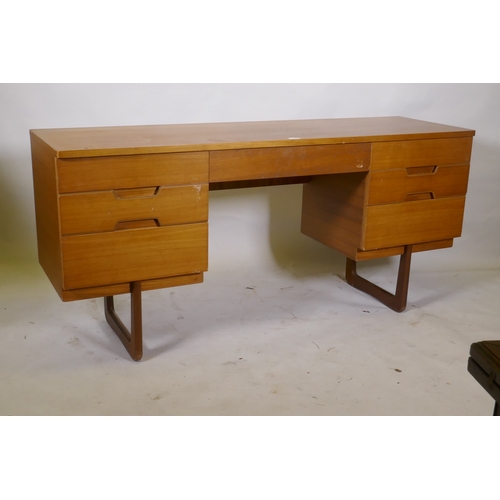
[362,197,465,250]
[61,223,208,289]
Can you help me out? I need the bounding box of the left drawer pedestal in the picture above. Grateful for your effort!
[31,142,209,360]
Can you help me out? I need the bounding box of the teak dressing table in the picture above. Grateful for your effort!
[30,117,475,360]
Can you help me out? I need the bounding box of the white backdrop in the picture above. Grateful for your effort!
[1,83,499,277]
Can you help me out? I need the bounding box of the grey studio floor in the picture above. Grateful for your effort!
[1,251,498,417]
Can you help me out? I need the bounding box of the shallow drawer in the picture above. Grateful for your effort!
[60,184,208,235]
[370,137,473,170]
[367,164,469,205]
[61,223,208,290]
[362,197,466,250]
[57,152,209,193]
[209,143,371,182]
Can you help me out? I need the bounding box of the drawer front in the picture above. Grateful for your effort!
[60,184,208,235]
[210,143,371,182]
[371,137,473,170]
[61,223,208,290]
[368,164,469,205]
[362,197,465,250]
[57,152,209,193]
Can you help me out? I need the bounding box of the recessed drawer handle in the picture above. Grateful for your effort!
[115,219,160,230]
[404,192,435,202]
[406,166,438,176]
[113,187,160,199]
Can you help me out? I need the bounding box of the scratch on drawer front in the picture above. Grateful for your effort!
[356,161,364,169]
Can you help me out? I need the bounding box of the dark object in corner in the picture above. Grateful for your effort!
[468,341,500,416]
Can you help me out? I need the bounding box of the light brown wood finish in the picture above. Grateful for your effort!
[61,273,204,302]
[60,184,208,235]
[367,164,470,205]
[61,223,208,290]
[30,117,475,359]
[353,239,454,261]
[301,173,367,258]
[31,117,473,158]
[210,143,370,182]
[301,135,473,257]
[362,197,466,250]
[301,170,457,260]
[57,152,208,193]
[30,134,64,294]
[370,137,473,170]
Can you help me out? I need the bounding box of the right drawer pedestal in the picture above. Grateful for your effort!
[301,137,472,260]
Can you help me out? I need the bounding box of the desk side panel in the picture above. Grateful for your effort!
[301,173,367,258]
[30,133,64,297]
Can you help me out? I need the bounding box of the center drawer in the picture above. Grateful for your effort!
[209,143,371,182]
[61,223,208,290]
[59,184,208,235]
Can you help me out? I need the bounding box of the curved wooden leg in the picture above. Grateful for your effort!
[345,245,413,312]
[104,281,143,361]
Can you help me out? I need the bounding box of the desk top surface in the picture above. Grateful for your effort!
[30,116,475,158]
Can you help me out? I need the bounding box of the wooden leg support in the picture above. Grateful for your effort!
[104,281,143,361]
[345,245,413,313]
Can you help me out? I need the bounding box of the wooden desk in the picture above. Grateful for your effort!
[30,117,475,360]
